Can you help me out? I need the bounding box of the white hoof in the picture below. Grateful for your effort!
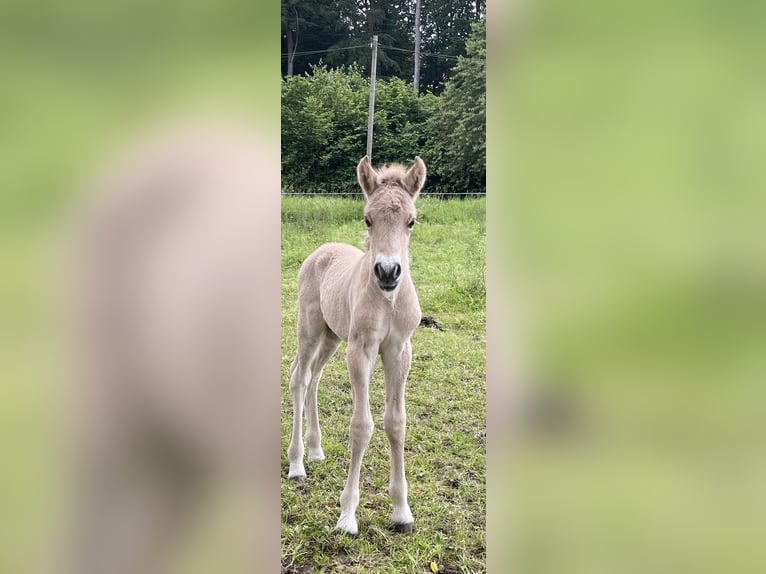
[307,447,326,462]
[335,513,359,535]
[392,506,413,526]
[287,461,306,481]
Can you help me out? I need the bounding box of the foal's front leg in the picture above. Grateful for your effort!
[336,335,377,535]
[381,338,414,533]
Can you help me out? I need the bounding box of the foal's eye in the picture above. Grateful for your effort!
[407,219,416,229]
[364,216,372,228]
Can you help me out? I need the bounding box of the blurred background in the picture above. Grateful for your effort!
[0,1,278,572]
[490,0,766,572]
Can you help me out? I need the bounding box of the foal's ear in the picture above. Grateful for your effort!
[405,156,427,198]
[357,156,378,197]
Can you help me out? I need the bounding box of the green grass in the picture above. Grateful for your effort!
[280,197,487,573]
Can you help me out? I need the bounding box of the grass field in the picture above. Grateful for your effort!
[280,196,487,573]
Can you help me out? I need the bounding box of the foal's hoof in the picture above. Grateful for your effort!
[307,450,326,463]
[287,462,306,482]
[392,522,414,534]
[335,514,359,536]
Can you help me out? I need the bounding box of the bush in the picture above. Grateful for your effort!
[281,64,438,194]
[281,21,486,197]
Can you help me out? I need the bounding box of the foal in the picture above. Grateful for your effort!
[287,155,426,535]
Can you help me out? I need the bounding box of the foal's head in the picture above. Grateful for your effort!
[356,155,426,293]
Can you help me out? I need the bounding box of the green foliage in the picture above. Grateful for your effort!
[281,64,439,194]
[281,21,486,196]
[281,64,369,193]
[424,20,486,195]
[373,76,436,164]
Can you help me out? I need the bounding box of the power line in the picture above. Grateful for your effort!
[379,44,461,61]
[280,44,370,59]
[281,43,461,62]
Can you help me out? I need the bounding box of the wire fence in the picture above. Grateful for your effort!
[280,191,485,198]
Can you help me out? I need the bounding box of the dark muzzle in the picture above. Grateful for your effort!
[374,261,402,291]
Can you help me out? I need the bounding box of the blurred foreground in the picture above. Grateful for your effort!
[0,2,280,572]
[488,0,766,572]
[53,123,280,574]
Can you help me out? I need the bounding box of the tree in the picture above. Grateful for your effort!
[424,19,485,193]
[282,0,355,77]
[303,0,418,80]
[415,0,485,93]
[281,0,485,88]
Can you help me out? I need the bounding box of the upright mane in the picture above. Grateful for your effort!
[362,163,416,253]
[375,163,409,191]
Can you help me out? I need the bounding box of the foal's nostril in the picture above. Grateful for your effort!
[373,260,401,288]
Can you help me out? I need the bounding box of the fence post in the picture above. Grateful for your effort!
[366,34,378,160]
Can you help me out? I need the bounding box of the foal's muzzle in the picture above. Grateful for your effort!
[374,260,402,291]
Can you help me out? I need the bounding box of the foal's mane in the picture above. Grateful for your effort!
[362,163,415,253]
[375,163,409,191]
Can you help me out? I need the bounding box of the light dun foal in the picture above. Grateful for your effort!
[287,155,426,535]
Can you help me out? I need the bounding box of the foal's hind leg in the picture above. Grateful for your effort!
[287,337,316,481]
[304,329,341,463]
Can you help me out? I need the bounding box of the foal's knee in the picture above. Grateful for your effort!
[384,410,406,439]
[350,417,373,447]
[289,367,309,394]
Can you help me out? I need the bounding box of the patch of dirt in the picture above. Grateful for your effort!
[281,560,314,574]
[419,315,445,331]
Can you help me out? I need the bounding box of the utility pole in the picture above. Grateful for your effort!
[366,34,379,160]
[413,0,422,92]
[286,29,295,77]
